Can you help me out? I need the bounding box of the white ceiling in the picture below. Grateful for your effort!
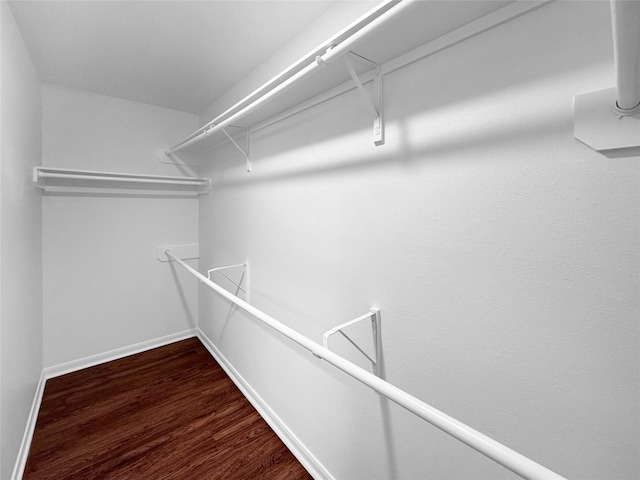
[8,0,338,114]
[9,0,516,119]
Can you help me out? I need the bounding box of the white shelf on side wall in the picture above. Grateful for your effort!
[33,167,211,196]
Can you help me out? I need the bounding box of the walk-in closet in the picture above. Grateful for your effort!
[2,0,638,479]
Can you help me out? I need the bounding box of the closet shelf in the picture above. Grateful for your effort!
[33,167,211,196]
[164,0,549,158]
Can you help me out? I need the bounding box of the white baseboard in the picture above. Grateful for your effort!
[12,329,197,480]
[196,328,333,480]
[11,370,46,480]
[12,329,329,480]
[43,329,197,379]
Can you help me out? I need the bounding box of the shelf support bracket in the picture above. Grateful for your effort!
[221,127,252,173]
[207,262,250,302]
[323,307,381,375]
[573,0,640,156]
[343,54,384,146]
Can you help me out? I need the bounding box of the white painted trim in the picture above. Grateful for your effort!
[196,328,333,480]
[44,329,197,379]
[11,371,46,480]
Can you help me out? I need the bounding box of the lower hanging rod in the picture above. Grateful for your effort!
[165,250,565,480]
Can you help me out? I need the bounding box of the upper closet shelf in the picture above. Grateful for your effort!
[33,167,211,196]
[163,0,549,159]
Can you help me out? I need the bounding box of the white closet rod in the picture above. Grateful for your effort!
[166,250,566,480]
[165,0,413,155]
[610,0,640,113]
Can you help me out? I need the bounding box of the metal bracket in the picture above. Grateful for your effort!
[574,87,640,155]
[157,244,199,262]
[323,307,381,375]
[207,262,250,302]
[221,128,252,173]
[343,53,384,146]
[156,148,200,168]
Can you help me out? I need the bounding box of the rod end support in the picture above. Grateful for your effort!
[574,87,640,155]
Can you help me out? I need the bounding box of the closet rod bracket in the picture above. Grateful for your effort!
[343,53,384,146]
[207,262,250,302]
[221,127,252,172]
[323,307,381,375]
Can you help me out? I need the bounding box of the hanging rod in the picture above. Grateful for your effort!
[573,0,640,153]
[164,250,565,480]
[323,307,381,375]
[165,0,413,155]
[610,0,640,115]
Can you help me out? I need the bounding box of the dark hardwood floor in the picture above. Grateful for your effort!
[23,338,312,480]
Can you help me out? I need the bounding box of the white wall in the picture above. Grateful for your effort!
[42,85,201,367]
[198,2,639,479]
[0,2,43,478]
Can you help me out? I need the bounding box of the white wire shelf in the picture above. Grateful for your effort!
[165,1,550,157]
[33,167,211,196]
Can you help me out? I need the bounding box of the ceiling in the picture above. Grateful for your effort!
[8,0,516,120]
[8,0,338,114]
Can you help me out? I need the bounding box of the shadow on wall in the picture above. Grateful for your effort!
[216,104,565,188]
[168,261,197,329]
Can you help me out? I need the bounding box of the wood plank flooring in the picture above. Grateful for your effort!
[23,338,312,480]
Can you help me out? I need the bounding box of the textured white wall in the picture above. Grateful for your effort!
[198,2,639,479]
[0,2,43,478]
[42,85,201,367]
